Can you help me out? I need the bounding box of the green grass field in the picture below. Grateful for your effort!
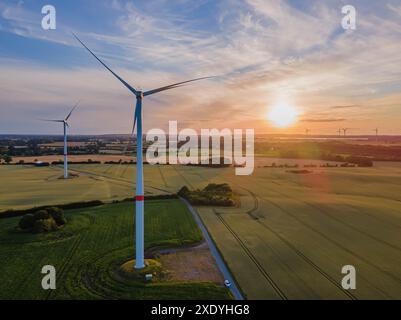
[0,199,230,299]
[1,162,401,299]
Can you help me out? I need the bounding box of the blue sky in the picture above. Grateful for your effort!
[1,0,401,134]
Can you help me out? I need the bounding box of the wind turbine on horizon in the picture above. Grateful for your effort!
[39,103,79,179]
[373,128,379,142]
[73,33,214,269]
[342,128,358,136]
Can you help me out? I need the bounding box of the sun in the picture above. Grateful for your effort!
[267,103,299,128]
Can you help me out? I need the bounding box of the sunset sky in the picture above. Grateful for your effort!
[0,0,401,135]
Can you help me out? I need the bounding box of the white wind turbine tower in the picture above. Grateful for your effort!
[40,103,79,179]
[73,33,213,269]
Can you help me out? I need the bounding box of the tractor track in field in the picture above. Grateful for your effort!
[104,164,114,174]
[213,209,287,300]
[45,234,84,300]
[173,165,194,189]
[69,167,171,195]
[240,188,357,300]
[77,246,131,300]
[303,200,401,252]
[184,170,288,298]
[158,165,168,187]
[282,175,401,209]
[345,203,401,229]
[46,213,95,300]
[261,182,401,256]
[172,174,388,300]
[271,176,401,228]
[119,165,130,178]
[256,191,401,287]
[234,179,401,289]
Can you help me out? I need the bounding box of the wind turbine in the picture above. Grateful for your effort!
[39,103,79,179]
[373,128,379,142]
[337,128,342,137]
[305,128,310,136]
[73,33,213,269]
[342,128,358,136]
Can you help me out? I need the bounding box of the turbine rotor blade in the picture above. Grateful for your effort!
[132,109,138,136]
[72,33,138,96]
[65,102,80,121]
[122,104,139,154]
[38,119,64,123]
[143,76,215,96]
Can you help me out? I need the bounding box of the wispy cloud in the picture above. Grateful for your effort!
[330,105,359,109]
[1,0,401,134]
[301,118,346,123]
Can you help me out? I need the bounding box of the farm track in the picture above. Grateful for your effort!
[241,188,357,300]
[213,209,287,300]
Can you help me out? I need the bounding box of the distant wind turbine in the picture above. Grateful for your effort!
[73,33,214,269]
[337,128,342,136]
[342,128,358,136]
[305,128,310,135]
[373,128,379,141]
[39,103,79,179]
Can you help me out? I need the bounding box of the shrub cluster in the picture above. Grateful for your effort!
[1,200,104,219]
[178,183,236,206]
[18,207,67,233]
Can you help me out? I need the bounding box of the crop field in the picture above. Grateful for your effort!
[1,161,401,299]
[0,199,230,299]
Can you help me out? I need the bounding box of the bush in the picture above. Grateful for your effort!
[180,183,235,206]
[204,183,232,193]
[33,210,50,220]
[19,214,35,230]
[345,156,373,167]
[17,207,67,233]
[178,186,190,197]
[32,218,58,234]
[46,207,67,225]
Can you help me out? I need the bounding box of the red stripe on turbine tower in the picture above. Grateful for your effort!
[136,195,145,201]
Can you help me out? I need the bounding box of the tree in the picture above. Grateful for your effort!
[3,155,12,164]
[46,207,67,225]
[33,210,50,220]
[32,218,58,233]
[19,214,35,230]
